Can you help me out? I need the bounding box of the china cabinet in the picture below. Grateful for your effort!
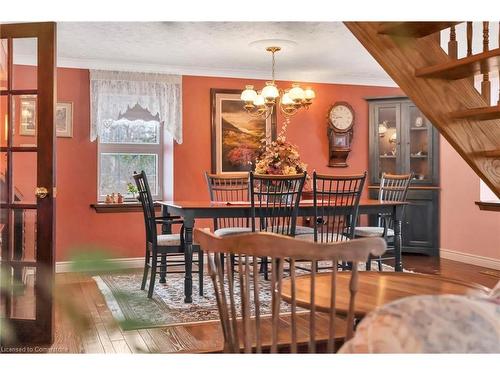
[367,96,440,256]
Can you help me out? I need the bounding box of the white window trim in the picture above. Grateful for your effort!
[97,127,164,202]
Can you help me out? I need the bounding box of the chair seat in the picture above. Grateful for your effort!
[214,227,253,237]
[295,225,315,235]
[296,233,350,243]
[157,234,182,246]
[354,226,394,238]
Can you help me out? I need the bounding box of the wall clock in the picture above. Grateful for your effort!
[327,101,355,167]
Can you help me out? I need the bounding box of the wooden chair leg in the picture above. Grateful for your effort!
[148,256,157,298]
[220,253,225,274]
[141,249,150,290]
[198,249,204,296]
[230,254,236,280]
[159,254,167,284]
[263,257,269,280]
[366,254,372,271]
[377,257,383,272]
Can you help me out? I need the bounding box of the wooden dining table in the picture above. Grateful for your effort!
[158,199,407,303]
[281,272,491,318]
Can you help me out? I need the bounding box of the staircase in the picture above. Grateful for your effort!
[345,22,500,197]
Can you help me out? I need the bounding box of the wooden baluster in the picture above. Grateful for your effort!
[466,21,474,86]
[448,25,457,59]
[481,21,491,104]
[466,22,473,57]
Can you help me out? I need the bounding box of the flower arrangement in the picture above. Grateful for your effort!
[254,120,307,176]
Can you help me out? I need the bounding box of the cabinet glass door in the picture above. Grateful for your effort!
[405,103,433,183]
[374,103,400,180]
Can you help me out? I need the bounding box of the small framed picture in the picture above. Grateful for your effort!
[19,96,37,136]
[56,102,73,138]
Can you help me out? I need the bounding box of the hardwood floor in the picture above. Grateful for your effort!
[9,255,500,354]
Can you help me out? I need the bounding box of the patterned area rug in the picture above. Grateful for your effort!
[95,261,397,330]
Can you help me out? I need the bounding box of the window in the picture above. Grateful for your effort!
[98,104,163,201]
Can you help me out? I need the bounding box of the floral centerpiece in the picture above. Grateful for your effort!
[254,120,308,176]
[254,136,307,176]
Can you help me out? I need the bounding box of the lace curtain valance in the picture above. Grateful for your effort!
[90,70,183,143]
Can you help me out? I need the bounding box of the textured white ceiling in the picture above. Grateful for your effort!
[11,22,397,86]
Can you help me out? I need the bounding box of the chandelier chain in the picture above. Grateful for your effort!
[271,50,275,82]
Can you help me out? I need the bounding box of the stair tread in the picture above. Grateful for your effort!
[450,105,500,121]
[416,48,500,80]
[378,22,461,38]
[469,150,500,158]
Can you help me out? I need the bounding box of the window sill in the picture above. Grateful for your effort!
[90,202,160,213]
[475,200,500,212]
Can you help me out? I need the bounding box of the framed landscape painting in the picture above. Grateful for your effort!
[210,89,276,174]
[55,101,73,137]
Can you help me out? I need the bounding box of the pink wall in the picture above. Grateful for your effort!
[8,66,499,262]
[440,137,500,260]
[176,76,402,201]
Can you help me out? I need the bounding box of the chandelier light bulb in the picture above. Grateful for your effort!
[281,92,294,106]
[240,85,258,102]
[261,82,279,100]
[304,87,316,100]
[288,84,305,102]
[253,94,265,107]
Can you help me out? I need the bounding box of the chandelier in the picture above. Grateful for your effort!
[240,46,315,119]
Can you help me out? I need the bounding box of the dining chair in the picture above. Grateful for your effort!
[249,172,307,279]
[205,172,251,237]
[353,173,412,271]
[194,229,386,353]
[295,172,366,271]
[133,171,204,298]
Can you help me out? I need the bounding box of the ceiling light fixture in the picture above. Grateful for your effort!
[240,46,315,119]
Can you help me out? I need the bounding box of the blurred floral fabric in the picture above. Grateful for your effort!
[340,282,500,353]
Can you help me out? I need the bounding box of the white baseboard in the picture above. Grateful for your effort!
[440,248,500,270]
[56,254,193,273]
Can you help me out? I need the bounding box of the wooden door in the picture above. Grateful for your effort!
[0,22,56,345]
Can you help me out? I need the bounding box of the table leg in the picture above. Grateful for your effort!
[393,206,403,272]
[183,216,195,303]
[160,207,172,284]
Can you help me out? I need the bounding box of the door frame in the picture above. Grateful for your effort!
[0,22,56,345]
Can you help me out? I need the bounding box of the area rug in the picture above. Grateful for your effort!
[94,261,398,330]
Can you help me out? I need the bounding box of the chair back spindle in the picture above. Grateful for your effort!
[205,172,250,231]
[249,172,306,236]
[196,229,386,353]
[312,172,366,243]
[377,173,412,230]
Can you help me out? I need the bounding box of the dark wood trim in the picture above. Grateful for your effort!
[475,200,500,211]
[91,202,160,213]
[0,147,38,152]
[0,89,38,96]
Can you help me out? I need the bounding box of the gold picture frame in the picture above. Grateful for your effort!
[210,89,276,174]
